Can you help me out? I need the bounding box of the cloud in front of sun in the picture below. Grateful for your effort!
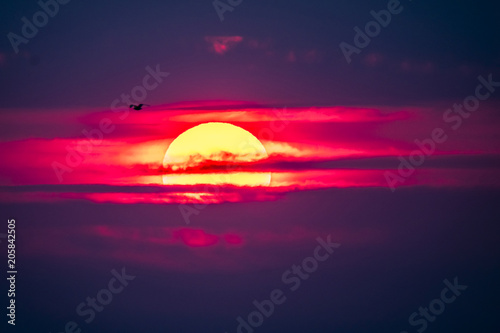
[0,100,499,204]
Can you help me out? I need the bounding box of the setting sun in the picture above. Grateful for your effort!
[162,122,271,186]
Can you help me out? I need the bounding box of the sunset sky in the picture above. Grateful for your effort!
[1,1,500,333]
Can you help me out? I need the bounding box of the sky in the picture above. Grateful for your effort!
[1,0,500,333]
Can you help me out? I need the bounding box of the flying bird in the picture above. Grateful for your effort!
[129,104,149,110]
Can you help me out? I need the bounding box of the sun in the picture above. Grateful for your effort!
[162,122,271,186]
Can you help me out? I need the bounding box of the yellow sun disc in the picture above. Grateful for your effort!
[162,122,271,186]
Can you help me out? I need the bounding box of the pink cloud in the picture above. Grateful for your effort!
[204,36,243,55]
[172,228,220,247]
[17,224,384,272]
[1,101,499,204]
[92,226,242,248]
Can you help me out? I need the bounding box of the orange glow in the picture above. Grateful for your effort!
[162,122,271,186]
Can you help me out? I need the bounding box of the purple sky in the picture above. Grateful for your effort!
[1,1,500,333]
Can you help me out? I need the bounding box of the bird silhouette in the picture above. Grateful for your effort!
[129,104,149,110]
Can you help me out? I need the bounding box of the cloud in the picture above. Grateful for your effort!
[1,101,499,203]
[166,105,410,123]
[204,36,243,55]
[93,226,242,248]
[2,162,500,205]
[18,219,385,272]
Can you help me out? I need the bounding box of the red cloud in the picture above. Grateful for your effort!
[172,228,219,247]
[91,226,243,248]
[204,36,243,55]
